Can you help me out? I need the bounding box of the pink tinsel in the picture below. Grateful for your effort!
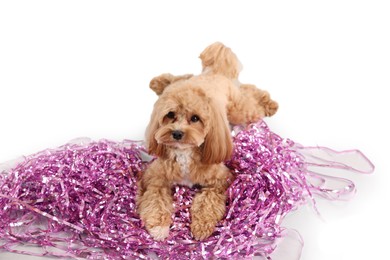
[0,121,374,259]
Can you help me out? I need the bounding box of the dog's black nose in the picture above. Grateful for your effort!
[172,130,184,140]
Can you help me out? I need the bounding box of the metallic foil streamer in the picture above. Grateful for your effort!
[0,121,374,259]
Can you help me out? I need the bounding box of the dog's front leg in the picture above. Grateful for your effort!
[137,184,173,241]
[190,173,230,241]
[137,166,173,241]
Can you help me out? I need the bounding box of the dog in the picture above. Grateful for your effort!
[137,42,278,241]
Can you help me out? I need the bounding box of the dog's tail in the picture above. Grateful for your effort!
[199,42,242,80]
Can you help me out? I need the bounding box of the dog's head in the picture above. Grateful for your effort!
[145,80,233,164]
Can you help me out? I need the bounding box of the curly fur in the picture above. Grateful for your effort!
[137,42,278,241]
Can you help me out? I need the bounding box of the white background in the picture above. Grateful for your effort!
[0,1,389,259]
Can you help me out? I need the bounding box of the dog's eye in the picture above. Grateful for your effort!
[166,111,175,119]
[190,115,200,123]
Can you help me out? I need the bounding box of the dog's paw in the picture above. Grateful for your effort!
[148,225,170,241]
[264,99,278,117]
[258,91,278,117]
[239,84,278,118]
[191,220,215,241]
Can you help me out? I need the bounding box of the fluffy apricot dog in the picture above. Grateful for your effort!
[137,42,278,241]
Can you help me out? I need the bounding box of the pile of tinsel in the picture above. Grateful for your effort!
[0,121,374,259]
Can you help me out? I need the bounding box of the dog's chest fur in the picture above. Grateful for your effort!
[173,149,193,187]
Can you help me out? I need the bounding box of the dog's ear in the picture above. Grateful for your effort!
[201,101,233,164]
[150,73,193,96]
[145,103,165,157]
